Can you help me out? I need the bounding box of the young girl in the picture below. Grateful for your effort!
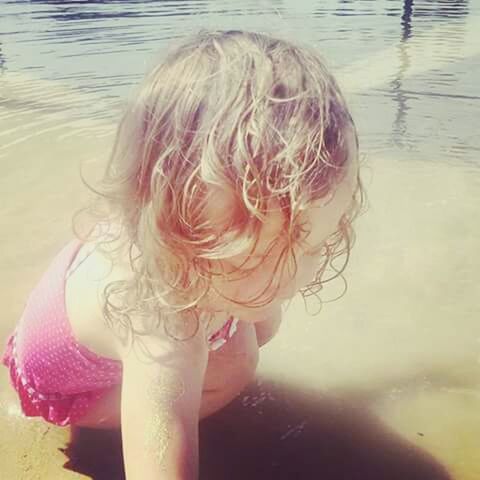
[2,29,363,479]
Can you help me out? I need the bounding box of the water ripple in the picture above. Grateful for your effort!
[1,0,479,164]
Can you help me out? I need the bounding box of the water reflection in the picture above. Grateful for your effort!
[390,0,414,148]
[334,0,372,17]
[0,44,5,74]
[414,0,470,19]
[389,0,473,153]
[401,0,414,41]
[29,0,209,22]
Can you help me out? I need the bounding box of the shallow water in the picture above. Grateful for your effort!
[1,1,479,479]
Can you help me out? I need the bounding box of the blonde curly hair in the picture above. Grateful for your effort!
[74,29,365,345]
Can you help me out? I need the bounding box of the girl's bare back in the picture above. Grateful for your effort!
[65,238,264,360]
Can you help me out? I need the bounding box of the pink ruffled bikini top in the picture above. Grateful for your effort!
[3,239,238,398]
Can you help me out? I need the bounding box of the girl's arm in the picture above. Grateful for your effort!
[120,320,209,480]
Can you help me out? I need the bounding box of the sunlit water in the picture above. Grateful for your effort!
[1,1,479,479]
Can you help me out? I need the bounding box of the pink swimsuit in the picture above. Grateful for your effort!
[1,240,238,426]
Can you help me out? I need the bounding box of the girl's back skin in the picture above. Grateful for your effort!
[2,30,364,479]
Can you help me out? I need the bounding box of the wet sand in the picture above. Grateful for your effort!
[1,105,479,479]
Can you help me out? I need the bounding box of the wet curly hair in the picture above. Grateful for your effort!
[74,29,366,346]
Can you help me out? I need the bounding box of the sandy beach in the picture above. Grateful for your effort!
[1,103,479,479]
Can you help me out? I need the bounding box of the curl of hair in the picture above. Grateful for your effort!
[73,29,367,347]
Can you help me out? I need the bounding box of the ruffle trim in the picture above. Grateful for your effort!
[1,315,241,426]
[1,332,99,427]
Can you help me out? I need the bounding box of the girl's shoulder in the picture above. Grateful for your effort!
[66,224,227,362]
[66,231,211,363]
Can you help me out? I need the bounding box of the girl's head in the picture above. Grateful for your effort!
[83,29,364,339]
